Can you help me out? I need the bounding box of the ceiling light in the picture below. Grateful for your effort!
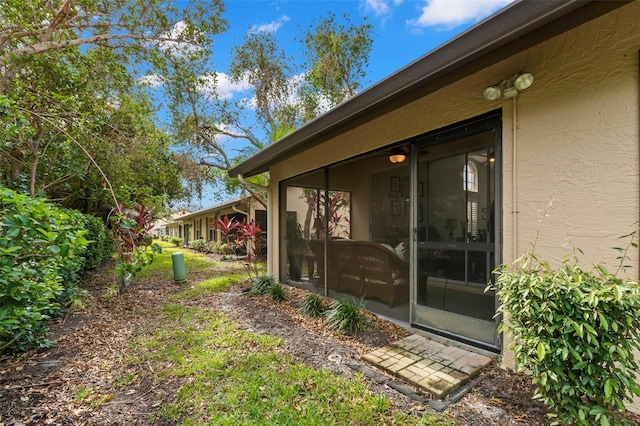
[389,154,406,163]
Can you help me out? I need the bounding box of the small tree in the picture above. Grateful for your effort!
[110,204,162,293]
[215,215,264,280]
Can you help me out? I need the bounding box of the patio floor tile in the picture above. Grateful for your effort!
[363,334,492,399]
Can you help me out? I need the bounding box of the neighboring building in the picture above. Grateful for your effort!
[229,0,640,413]
[150,209,191,238]
[169,197,267,246]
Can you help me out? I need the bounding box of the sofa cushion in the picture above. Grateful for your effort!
[395,242,408,262]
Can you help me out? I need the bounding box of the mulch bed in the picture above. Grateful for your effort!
[1,255,638,425]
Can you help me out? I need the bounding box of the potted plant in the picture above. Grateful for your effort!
[286,216,307,281]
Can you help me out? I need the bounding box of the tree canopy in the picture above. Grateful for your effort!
[0,0,227,217]
[0,2,374,214]
[163,11,374,206]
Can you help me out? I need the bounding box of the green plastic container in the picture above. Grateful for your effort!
[172,252,187,284]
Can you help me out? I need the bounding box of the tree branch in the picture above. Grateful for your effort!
[0,33,192,66]
[42,0,76,43]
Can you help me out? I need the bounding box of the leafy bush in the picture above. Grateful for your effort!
[169,236,183,247]
[0,188,90,353]
[251,275,278,296]
[82,214,114,270]
[191,239,206,252]
[213,241,233,255]
[324,299,368,335]
[205,241,217,253]
[302,293,326,317]
[490,228,640,425]
[190,240,218,254]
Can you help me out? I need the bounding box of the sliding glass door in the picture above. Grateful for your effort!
[414,123,500,348]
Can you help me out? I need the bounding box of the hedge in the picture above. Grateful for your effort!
[0,187,112,353]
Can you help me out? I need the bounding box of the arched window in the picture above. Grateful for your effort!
[463,162,478,192]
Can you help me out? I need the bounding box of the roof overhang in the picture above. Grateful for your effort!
[229,0,630,178]
[178,197,248,220]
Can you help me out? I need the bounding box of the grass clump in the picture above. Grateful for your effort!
[269,282,286,301]
[302,293,325,318]
[324,298,368,335]
[250,275,286,301]
[172,274,245,300]
[251,275,277,295]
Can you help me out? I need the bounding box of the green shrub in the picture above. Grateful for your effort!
[0,187,89,353]
[213,241,233,255]
[191,239,206,252]
[490,234,640,425]
[251,275,278,296]
[82,215,114,270]
[269,282,285,302]
[169,236,183,247]
[205,241,217,254]
[302,293,325,317]
[324,299,368,335]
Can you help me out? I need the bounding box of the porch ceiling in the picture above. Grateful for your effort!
[228,0,630,179]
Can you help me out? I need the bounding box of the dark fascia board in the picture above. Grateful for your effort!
[178,197,247,220]
[229,0,631,178]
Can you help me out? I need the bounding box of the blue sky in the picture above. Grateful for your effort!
[176,0,514,208]
[209,0,513,96]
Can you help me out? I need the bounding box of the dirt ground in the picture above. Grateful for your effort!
[0,256,638,425]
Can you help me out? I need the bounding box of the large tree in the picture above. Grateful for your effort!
[165,11,374,206]
[0,0,227,93]
[0,0,228,215]
[298,12,373,117]
[166,30,299,208]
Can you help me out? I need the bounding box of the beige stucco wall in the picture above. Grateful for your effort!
[268,2,640,412]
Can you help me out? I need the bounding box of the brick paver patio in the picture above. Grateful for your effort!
[362,334,492,399]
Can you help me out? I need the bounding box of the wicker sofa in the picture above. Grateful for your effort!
[308,239,409,307]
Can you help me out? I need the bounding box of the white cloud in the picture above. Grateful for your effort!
[363,0,391,16]
[249,15,290,34]
[156,20,205,55]
[135,72,250,100]
[240,72,308,115]
[199,72,251,100]
[361,0,404,17]
[137,74,164,88]
[407,0,513,29]
[166,20,189,39]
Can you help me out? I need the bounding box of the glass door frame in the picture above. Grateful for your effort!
[409,112,503,351]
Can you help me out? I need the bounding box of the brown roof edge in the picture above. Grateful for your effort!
[229,0,631,178]
[178,197,248,220]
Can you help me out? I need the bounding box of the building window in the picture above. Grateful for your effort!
[463,162,478,192]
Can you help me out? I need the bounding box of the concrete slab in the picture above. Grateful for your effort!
[362,334,493,400]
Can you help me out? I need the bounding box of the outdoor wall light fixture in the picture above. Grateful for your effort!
[483,72,534,101]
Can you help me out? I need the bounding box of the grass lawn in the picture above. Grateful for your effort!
[127,242,452,425]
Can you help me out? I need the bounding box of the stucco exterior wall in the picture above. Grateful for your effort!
[268,2,640,411]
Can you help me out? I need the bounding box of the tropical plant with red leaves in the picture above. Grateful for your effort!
[303,189,351,239]
[110,204,161,292]
[215,215,265,280]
